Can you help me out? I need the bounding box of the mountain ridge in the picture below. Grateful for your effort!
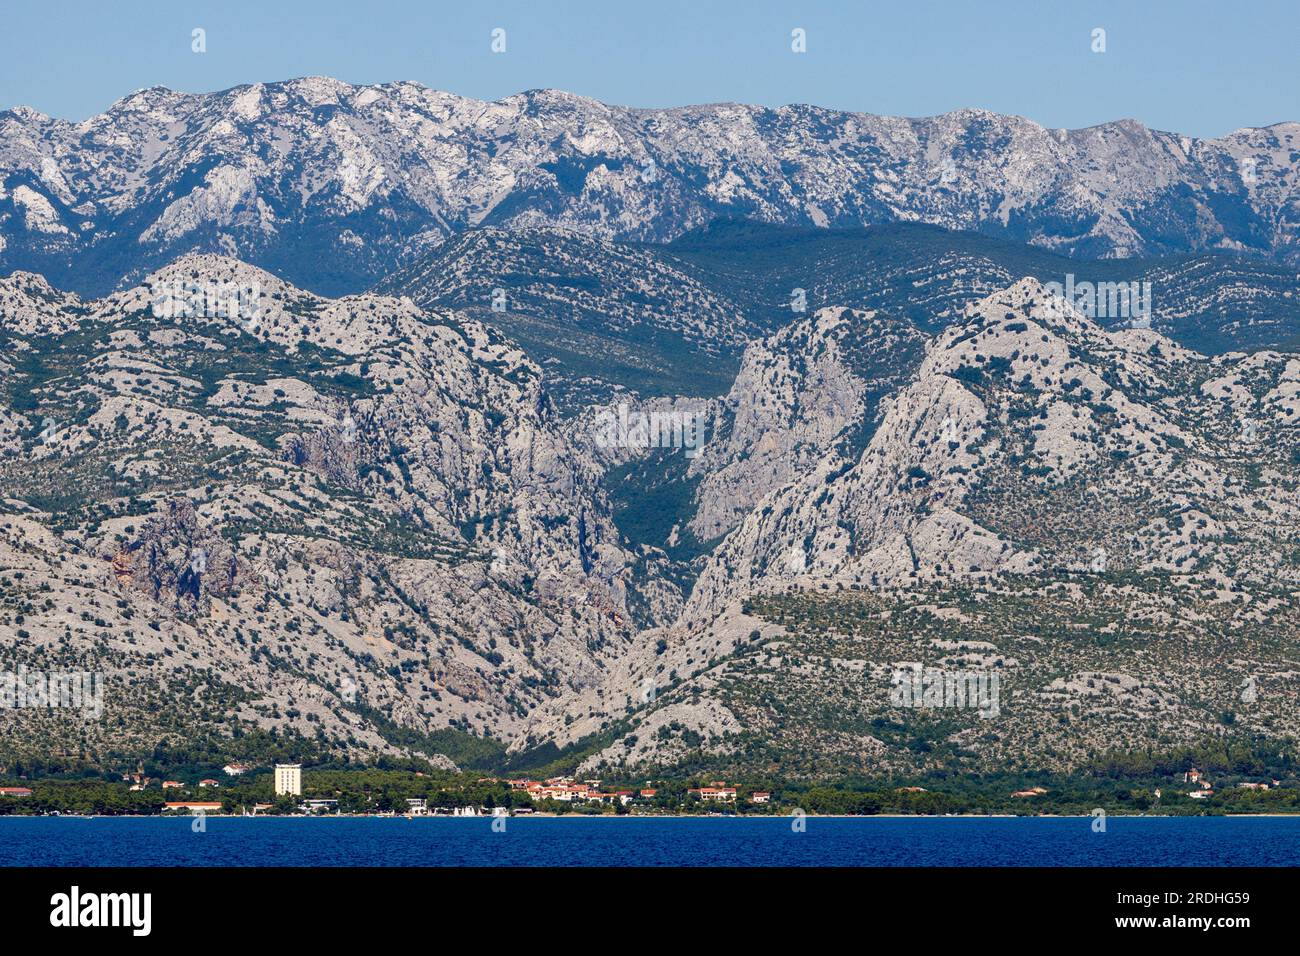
[372,220,1300,409]
[12,78,1296,138]
[3,76,1298,298]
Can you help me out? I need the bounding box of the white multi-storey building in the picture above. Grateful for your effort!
[274,763,302,796]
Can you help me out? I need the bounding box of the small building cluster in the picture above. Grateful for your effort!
[687,783,738,802]
[506,777,636,805]
[1184,767,1214,799]
[501,777,768,807]
[1180,768,1278,799]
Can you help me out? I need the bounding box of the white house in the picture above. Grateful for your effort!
[689,786,737,802]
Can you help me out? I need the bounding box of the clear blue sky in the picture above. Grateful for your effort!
[2,0,1297,137]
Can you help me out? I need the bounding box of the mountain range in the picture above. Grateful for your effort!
[2,79,1300,779]
[379,218,1300,411]
[3,257,1299,776]
[2,76,1298,298]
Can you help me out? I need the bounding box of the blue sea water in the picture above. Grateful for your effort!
[0,816,1298,866]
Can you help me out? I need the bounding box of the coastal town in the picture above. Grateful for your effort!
[0,761,1295,817]
[143,770,759,817]
[0,761,775,817]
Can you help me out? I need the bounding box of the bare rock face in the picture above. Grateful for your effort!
[689,279,1293,619]
[688,306,927,542]
[118,498,240,609]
